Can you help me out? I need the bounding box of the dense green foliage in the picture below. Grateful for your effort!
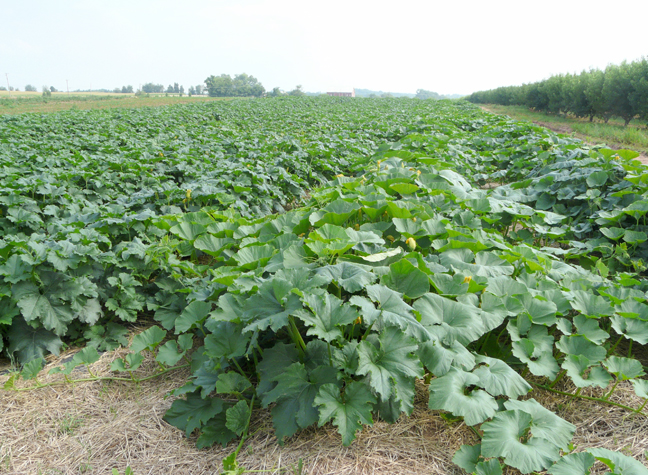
[2,98,648,474]
[467,57,648,126]
[205,74,265,98]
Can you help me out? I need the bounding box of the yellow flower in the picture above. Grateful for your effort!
[186,189,192,200]
[416,170,421,176]
[463,276,472,283]
[412,217,417,222]
[387,235,395,242]
[354,316,362,325]
[406,237,417,251]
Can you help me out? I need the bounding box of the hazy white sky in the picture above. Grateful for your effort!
[2,0,647,95]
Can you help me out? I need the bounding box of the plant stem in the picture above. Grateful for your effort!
[549,369,567,388]
[478,333,490,353]
[604,379,620,400]
[230,394,256,463]
[288,316,307,353]
[361,322,374,340]
[608,336,624,356]
[530,381,644,415]
[327,342,333,366]
[638,398,648,413]
[232,359,248,379]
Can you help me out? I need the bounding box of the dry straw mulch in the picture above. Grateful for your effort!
[1,345,647,475]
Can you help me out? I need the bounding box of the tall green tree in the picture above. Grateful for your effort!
[205,74,234,97]
[566,72,594,120]
[288,85,305,97]
[415,89,441,100]
[602,63,635,126]
[629,58,648,123]
[142,83,164,93]
[584,70,608,122]
[205,74,265,97]
[232,73,265,97]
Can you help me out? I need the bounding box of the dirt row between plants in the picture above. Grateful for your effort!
[479,106,648,164]
[1,335,647,475]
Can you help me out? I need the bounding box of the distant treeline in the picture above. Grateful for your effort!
[354,88,464,99]
[466,58,648,126]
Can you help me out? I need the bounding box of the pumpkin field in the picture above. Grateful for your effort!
[1,97,648,475]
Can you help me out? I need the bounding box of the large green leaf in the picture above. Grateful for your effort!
[556,335,606,363]
[175,300,212,334]
[242,278,303,333]
[481,410,561,474]
[428,368,498,426]
[7,317,63,363]
[169,222,206,241]
[588,447,648,475]
[418,338,475,377]
[357,284,428,340]
[452,444,482,474]
[475,459,503,475]
[517,293,558,326]
[610,316,648,345]
[308,199,361,226]
[193,234,234,257]
[164,391,225,437]
[296,293,359,343]
[573,315,609,345]
[263,363,340,442]
[12,281,75,335]
[561,355,612,388]
[225,400,250,436]
[314,382,377,446]
[439,249,514,278]
[356,326,424,401]
[569,290,613,317]
[504,398,575,450]
[512,338,560,380]
[0,255,32,284]
[414,292,486,345]
[547,452,596,475]
[156,340,188,367]
[215,371,252,395]
[604,356,646,380]
[315,262,377,293]
[429,273,469,296]
[257,342,300,396]
[472,355,532,398]
[130,326,167,353]
[232,244,276,270]
[382,258,430,299]
[631,378,648,399]
[196,412,237,449]
[204,321,250,360]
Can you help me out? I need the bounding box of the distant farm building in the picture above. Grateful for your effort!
[327,89,355,98]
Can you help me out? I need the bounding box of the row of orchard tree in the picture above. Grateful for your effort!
[466,57,648,126]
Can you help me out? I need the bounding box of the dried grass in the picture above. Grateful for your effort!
[1,343,647,475]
